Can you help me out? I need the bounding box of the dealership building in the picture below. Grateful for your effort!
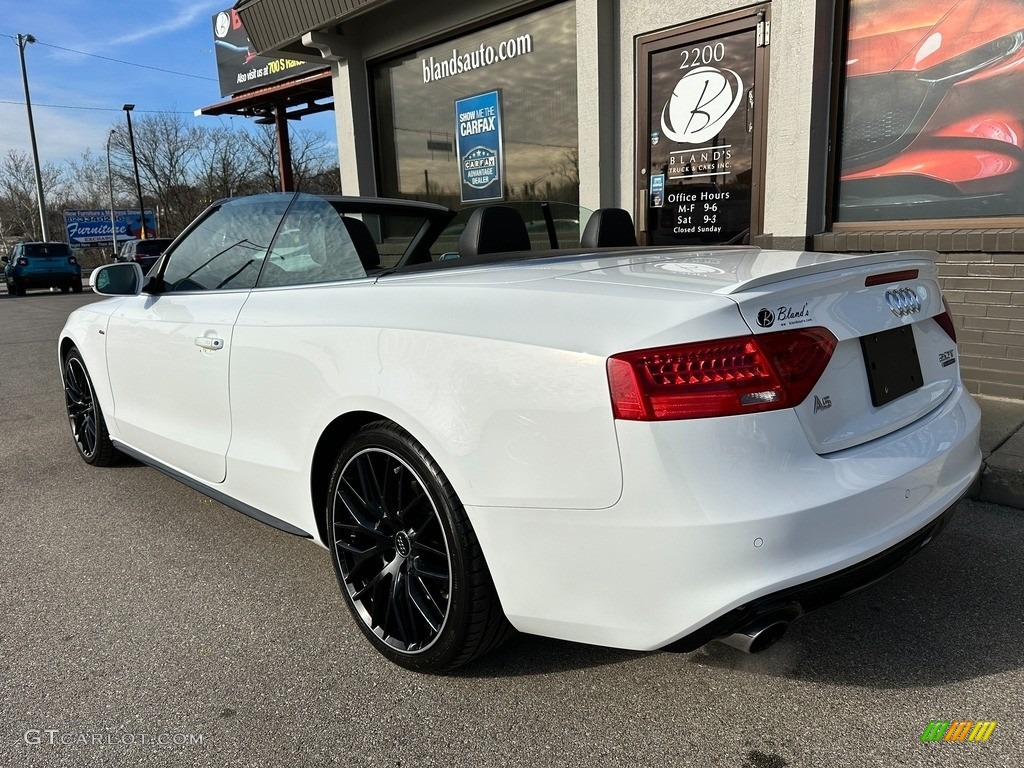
[225,0,1024,399]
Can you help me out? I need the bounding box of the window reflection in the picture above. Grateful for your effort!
[373,3,579,210]
[162,194,291,291]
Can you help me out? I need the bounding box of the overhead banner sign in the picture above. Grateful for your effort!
[455,90,505,204]
[64,209,157,247]
[212,8,323,98]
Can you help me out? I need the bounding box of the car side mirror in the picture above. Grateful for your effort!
[1,255,8,264]
[90,262,144,296]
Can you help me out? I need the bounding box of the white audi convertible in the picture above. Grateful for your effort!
[59,192,981,672]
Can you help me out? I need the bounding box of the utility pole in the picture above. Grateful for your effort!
[17,33,49,241]
[106,129,118,259]
[122,104,147,240]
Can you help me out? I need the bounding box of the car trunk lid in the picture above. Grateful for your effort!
[723,251,957,454]
[549,247,958,453]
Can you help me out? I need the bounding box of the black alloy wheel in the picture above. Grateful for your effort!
[327,422,512,672]
[62,348,120,466]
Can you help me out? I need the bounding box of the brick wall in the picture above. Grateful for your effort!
[811,231,1024,401]
[934,252,1024,400]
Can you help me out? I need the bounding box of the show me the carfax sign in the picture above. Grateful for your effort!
[454,90,505,204]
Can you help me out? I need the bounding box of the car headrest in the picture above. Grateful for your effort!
[341,217,380,270]
[581,208,638,248]
[458,206,531,258]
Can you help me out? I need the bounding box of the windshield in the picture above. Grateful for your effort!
[24,243,71,257]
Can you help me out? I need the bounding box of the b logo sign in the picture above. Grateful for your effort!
[661,66,744,144]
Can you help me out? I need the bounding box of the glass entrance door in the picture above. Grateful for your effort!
[636,7,770,245]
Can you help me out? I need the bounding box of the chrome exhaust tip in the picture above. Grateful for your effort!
[718,618,789,654]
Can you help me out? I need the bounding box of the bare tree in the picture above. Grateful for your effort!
[307,164,343,195]
[245,123,340,193]
[109,111,206,235]
[64,149,129,210]
[290,128,337,192]
[554,147,580,187]
[0,151,38,242]
[0,150,67,242]
[0,114,345,249]
[195,126,262,202]
[245,124,282,193]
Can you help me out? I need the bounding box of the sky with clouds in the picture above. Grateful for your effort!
[1,0,335,167]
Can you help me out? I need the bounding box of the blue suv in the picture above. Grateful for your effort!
[3,242,82,295]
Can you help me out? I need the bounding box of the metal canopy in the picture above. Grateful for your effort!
[195,68,333,121]
[195,69,334,192]
[233,0,388,56]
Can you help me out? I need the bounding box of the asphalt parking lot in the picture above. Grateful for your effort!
[1,290,1022,768]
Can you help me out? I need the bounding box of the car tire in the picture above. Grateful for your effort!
[327,421,514,672]
[61,285,70,293]
[72,279,83,293]
[62,347,121,466]
[9,279,24,296]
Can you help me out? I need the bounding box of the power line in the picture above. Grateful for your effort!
[0,99,193,114]
[2,33,216,82]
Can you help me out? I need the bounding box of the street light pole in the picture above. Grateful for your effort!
[122,104,146,240]
[106,129,118,260]
[16,33,49,241]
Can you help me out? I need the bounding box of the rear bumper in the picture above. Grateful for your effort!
[468,385,982,651]
[12,272,81,288]
[665,496,961,651]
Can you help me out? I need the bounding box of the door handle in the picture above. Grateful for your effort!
[194,336,224,351]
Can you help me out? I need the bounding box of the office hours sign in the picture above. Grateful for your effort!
[637,9,768,245]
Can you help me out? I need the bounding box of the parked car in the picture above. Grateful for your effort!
[117,237,174,273]
[4,241,82,295]
[59,192,982,672]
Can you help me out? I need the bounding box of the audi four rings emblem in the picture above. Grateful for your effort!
[885,287,922,317]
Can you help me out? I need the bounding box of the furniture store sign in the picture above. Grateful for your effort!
[64,209,157,246]
[455,91,505,204]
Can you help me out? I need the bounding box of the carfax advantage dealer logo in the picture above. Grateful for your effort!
[920,720,997,742]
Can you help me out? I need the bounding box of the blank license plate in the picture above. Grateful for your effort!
[860,325,923,407]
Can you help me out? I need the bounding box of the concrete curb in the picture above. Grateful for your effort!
[971,395,1024,511]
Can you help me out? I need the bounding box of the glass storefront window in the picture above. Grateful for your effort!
[835,0,1024,223]
[373,2,578,211]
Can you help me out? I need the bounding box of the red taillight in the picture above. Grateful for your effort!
[68,256,78,265]
[608,327,838,420]
[935,296,957,342]
[17,258,28,267]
